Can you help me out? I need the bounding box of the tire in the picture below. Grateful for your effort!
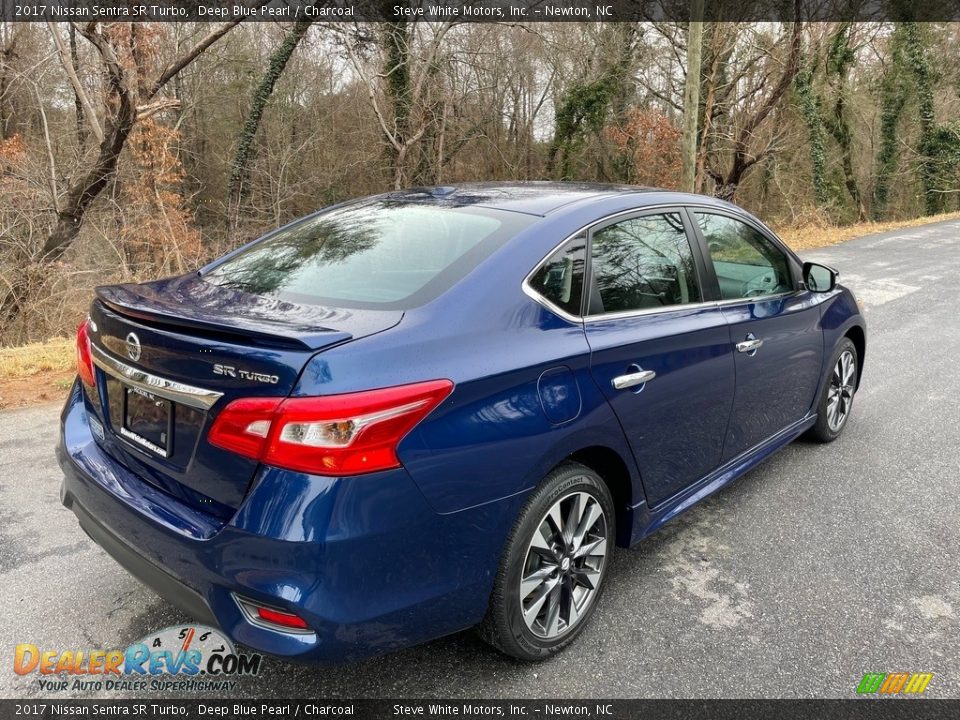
[807,337,859,443]
[478,462,615,661]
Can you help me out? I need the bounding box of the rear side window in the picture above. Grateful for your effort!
[204,201,534,310]
[527,235,586,317]
[589,212,702,314]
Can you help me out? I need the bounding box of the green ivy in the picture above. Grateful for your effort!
[873,25,910,219]
[549,77,620,179]
[547,25,637,180]
[229,20,312,205]
[902,21,942,214]
[922,121,960,211]
[795,66,828,205]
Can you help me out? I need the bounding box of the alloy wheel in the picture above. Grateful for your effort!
[519,490,608,639]
[827,349,856,432]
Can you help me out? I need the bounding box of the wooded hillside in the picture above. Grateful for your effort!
[1,20,958,345]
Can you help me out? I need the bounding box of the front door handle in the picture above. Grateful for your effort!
[736,335,764,355]
[612,369,656,390]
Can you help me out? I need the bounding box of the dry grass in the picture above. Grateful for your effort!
[0,337,74,378]
[0,338,76,409]
[776,210,960,252]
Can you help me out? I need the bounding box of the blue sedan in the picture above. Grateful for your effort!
[57,183,865,661]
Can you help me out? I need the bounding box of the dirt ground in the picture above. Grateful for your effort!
[0,368,74,410]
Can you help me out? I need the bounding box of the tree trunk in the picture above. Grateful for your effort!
[830,109,867,220]
[712,177,738,202]
[824,23,867,220]
[0,24,16,139]
[707,10,802,201]
[695,23,725,193]
[872,25,909,219]
[902,22,940,215]
[383,21,413,188]
[795,64,828,206]
[41,92,137,259]
[69,25,86,148]
[681,0,704,192]
[228,19,312,219]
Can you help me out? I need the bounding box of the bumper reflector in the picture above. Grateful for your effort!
[234,595,312,634]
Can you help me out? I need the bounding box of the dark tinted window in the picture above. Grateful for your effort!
[589,212,702,314]
[696,212,793,300]
[204,202,534,309]
[528,235,586,316]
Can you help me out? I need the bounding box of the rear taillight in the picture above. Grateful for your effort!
[76,319,95,386]
[208,379,453,476]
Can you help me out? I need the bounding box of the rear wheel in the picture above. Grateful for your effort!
[479,462,614,660]
[808,337,858,443]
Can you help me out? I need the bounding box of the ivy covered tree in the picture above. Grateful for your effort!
[228,20,313,226]
[795,63,828,206]
[795,23,866,220]
[873,20,960,218]
[546,24,639,180]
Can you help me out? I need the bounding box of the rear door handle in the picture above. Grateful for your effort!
[612,369,656,390]
[736,336,764,354]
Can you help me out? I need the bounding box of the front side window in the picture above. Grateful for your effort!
[528,235,586,316]
[589,212,702,314]
[695,212,793,300]
[204,201,534,310]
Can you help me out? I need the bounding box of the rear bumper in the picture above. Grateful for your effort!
[58,381,519,663]
[65,494,219,628]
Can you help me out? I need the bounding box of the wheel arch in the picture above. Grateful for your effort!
[844,324,866,389]
[565,445,635,548]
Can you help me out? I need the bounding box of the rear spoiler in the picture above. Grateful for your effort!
[95,281,353,352]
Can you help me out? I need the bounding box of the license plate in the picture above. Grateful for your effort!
[120,386,172,457]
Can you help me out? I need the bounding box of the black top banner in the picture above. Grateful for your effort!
[3,0,960,22]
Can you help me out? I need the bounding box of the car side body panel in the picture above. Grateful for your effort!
[719,292,824,460]
[56,184,867,662]
[585,306,735,506]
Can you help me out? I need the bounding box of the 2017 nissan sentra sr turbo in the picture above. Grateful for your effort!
[58,183,865,662]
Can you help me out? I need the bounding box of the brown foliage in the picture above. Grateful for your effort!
[121,118,201,275]
[606,109,682,188]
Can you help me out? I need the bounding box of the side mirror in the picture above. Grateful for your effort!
[803,261,838,293]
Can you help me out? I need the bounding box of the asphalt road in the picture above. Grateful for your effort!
[2,219,959,700]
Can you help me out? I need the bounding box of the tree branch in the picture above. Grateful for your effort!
[146,21,244,100]
[47,21,103,143]
[34,85,59,214]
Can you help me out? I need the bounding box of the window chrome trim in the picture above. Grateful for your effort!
[582,290,801,323]
[521,282,584,324]
[522,202,802,325]
[91,344,223,411]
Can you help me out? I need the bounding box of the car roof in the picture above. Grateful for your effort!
[377,182,739,217]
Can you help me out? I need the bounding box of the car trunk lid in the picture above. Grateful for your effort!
[85,273,402,517]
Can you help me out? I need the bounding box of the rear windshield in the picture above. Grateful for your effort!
[203,201,534,310]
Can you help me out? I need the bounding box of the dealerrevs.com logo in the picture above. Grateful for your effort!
[13,625,262,693]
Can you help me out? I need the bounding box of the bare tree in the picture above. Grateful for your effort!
[340,21,457,189]
[703,14,804,201]
[40,21,242,261]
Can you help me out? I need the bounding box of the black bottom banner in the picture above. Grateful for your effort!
[1,700,959,720]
